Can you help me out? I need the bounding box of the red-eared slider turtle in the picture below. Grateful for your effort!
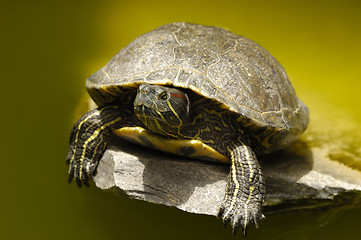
[67,22,309,234]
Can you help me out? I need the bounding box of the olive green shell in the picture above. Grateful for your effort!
[86,22,309,153]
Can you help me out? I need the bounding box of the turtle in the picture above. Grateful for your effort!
[66,22,309,234]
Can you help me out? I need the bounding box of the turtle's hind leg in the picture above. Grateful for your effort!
[66,105,125,187]
[218,139,266,235]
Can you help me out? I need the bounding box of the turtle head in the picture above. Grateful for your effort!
[134,84,190,137]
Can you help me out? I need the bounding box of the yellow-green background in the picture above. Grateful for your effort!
[1,0,360,239]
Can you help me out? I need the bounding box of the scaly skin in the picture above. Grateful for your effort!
[67,85,266,235]
[66,105,132,187]
[218,140,266,235]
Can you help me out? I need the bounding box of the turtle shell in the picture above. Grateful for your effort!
[86,22,309,153]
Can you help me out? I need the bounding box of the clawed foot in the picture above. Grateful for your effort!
[217,198,265,236]
[220,140,266,235]
[66,149,99,187]
[65,107,117,187]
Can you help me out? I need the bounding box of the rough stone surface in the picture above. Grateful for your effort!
[94,136,361,216]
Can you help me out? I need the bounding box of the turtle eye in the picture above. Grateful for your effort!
[158,91,168,100]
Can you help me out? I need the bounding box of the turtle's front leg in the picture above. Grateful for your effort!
[218,140,266,235]
[66,105,126,187]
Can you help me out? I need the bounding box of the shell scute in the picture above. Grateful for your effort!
[86,22,309,151]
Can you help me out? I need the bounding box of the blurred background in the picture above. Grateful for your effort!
[1,0,360,239]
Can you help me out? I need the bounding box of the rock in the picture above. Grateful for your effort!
[93,135,361,216]
[77,94,361,216]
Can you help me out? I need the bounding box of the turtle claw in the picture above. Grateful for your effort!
[254,214,266,229]
[75,178,83,188]
[217,206,224,218]
[232,226,238,236]
[253,217,259,229]
[66,148,95,188]
[67,171,90,188]
[66,107,115,187]
[223,219,230,229]
[231,215,244,236]
[218,198,264,236]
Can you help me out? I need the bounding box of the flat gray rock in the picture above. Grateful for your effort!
[93,136,361,216]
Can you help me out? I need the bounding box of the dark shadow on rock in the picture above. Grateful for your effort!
[105,135,228,213]
[139,153,228,207]
[262,139,314,179]
[260,140,318,213]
